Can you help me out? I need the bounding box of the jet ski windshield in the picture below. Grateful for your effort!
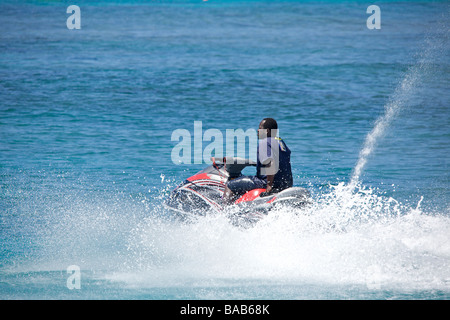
[211,156,257,178]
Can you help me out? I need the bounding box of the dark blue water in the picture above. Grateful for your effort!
[1,1,449,299]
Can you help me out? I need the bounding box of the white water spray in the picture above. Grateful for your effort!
[349,20,448,187]
[350,59,426,186]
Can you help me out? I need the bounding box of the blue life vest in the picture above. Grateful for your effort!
[256,137,293,190]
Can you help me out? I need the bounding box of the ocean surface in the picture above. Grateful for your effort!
[1,0,449,300]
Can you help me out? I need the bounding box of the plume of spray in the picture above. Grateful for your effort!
[350,69,418,187]
[349,15,449,189]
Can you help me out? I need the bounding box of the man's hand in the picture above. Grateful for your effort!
[259,187,274,198]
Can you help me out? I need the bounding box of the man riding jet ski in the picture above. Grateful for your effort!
[223,118,292,204]
[164,118,311,226]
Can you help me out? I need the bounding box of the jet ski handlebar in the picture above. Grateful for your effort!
[211,157,256,178]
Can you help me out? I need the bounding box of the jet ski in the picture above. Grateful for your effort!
[164,157,312,227]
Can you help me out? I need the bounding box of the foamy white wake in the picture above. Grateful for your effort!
[105,183,450,293]
[10,176,448,297]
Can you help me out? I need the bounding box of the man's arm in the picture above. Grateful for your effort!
[266,174,274,193]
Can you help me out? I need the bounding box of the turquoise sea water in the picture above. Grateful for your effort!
[1,1,449,299]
